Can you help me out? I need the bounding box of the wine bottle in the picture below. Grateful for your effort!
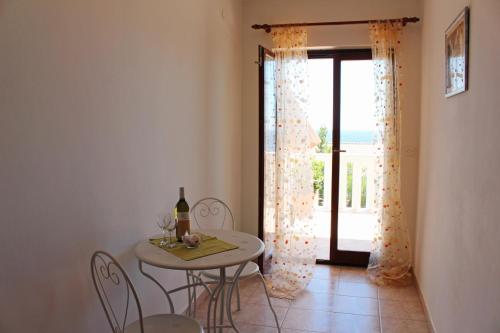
[175,187,190,241]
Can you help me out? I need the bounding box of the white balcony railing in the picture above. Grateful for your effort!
[314,143,377,213]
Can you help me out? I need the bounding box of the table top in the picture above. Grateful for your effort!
[134,229,264,270]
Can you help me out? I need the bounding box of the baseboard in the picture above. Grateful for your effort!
[413,271,437,333]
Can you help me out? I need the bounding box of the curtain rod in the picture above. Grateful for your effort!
[252,17,420,33]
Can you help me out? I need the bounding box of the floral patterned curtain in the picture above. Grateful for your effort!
[264,27,317,299]
[367,22,412,284]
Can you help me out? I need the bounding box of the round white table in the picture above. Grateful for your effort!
[135,230,277,333]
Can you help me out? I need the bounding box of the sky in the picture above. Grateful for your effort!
[307,59,376,133]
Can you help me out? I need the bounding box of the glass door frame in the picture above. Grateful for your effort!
[309,48,372,267]
[258,45,275,271]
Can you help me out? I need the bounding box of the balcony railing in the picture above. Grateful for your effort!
[313,143,377,213]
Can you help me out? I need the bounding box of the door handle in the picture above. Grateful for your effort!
[333,149,346,153]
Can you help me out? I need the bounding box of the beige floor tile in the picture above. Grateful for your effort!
[192,295,240,326]
[313,265,342,280]
[339,267,371,284]
[379,299,407,319]
[238,277,291,308]
[330,313,380,333]
[206,266,430,333]
[306,278,337,293]
[239,287,268,303]
[291,290,336,311]
[403,301,427,321]
[194,308,230,328]
[378,285,420,302]
[193,302,235,327]
[331,295,379,316]
[238,277,262,295]
[194,290,246,311]
[381,317,430,333]
[282,308,333,332]
[336,281,378,298]
[246,291,292,308]
[380,300,427,321]
[231,303,288,327]
[239,275,261,285]
[239,278,263,292]
[232,294,250,309]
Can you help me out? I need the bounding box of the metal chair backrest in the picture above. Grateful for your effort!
[191,197,234,230]
[91,251,144,333]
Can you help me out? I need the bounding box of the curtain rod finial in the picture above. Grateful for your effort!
[402,17,420,26]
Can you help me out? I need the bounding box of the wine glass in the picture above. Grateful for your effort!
[156,215,169,247]
[164,215,178,248]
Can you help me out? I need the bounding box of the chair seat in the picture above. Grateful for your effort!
[200,261,260,280]
[125,314,203,333]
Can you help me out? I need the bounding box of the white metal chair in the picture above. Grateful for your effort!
[91,251,203,333]
[189,198,270,312]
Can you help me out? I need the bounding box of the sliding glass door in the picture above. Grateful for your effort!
[259,47,376,268]
[309,49,375,266]
[337,58,377,254]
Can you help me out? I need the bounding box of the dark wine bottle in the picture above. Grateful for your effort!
[175,187,190,241]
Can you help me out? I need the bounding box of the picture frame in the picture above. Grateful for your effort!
[445,7,470,98]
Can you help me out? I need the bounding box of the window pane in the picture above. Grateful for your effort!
[338,60,377,252]
[308,58,333,260]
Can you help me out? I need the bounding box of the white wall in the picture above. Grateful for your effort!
[416,0,500,332]
[0,0,242,332]
[241,0,422,252]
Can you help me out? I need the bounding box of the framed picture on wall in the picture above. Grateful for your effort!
[445,7,469,97]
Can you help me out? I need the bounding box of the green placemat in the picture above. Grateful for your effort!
[149,234,239,261]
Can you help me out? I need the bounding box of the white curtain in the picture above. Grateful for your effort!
[367,22,412,284]
[264,27,317,299]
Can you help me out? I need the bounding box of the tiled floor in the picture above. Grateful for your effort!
[193,265,430,333]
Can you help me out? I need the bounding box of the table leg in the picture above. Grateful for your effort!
[225,262,248,333]
[192,271,198,318]
[139,261,213,319]
[235,280,241,311]
[225,262,281,333]
[207,273,225,333]
[138,260,175,314]
[186,271,192,316]
[219,268,226,333]
[256,272,281,333]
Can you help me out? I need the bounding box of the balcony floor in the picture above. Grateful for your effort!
[313,209,376,260]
